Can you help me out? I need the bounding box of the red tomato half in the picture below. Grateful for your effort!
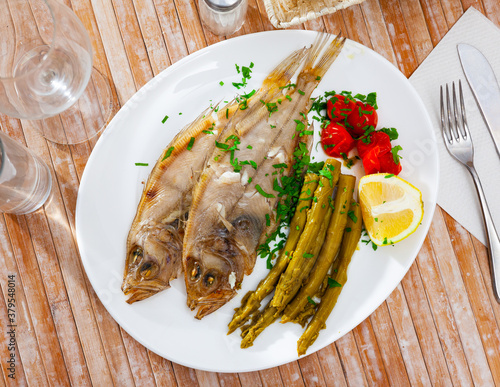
[360,147,381,175]
[321,122,355,158]
[378,152,402,175]
[346,102,378,137]
[356,131,392,159]
[326,95,355,122]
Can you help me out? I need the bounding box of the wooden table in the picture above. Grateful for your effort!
[2,0,500,385]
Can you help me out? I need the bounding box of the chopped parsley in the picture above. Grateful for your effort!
[391,145,403,164]
[347,210,358,223]
[279,83,296,90]
[187,137,195,151]
[256,141,313,267]
[232,62,254,89]
[215,141,229,150]
[328,278,342,288]
[255,184,275,198]
[380,127,399,140]
[266,102,278,116]
[162,146,175,161]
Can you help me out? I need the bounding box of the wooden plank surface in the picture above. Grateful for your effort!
[1,0,500,385]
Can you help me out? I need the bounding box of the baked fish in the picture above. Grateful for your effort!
[183,33,346,319]
[122,46,309,303]
[122,105,233,303]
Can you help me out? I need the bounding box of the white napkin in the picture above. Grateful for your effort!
[410,7,500,245]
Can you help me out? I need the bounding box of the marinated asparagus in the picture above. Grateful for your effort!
[228,172,319,334]
[271,159,341,311]
[297,202,362,355]
[281,174,356,323]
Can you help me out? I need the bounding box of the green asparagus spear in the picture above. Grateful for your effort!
[239,209,333,347]
[297,202,362,356]
[228,173,319,334]
[240,302,279,348]
[281,174,356,323]
[288,260,341,327]
[271,159,341,311]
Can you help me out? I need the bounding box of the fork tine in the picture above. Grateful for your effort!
[452,82,461,140]
[440,85,452,143]
[446,84,456,141]
[458,80,471,140]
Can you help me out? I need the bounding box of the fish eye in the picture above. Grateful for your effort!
[203,273,216,287]
[233,217,252,232]
[190,263,201,280]
[131,247,143,264]
[139,261,159,279]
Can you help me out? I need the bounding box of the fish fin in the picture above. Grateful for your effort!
[303,32,346,79]
[182,167,215,251]
[135,105,217,216]
[216,99,239,123]
[124,280,170,303]
[194,297,234,319]
[261,47,310,94]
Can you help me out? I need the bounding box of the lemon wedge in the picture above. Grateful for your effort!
[358,173,423,246]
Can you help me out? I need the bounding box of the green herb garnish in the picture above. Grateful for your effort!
[187,137,195,151]
[162,146,175,161]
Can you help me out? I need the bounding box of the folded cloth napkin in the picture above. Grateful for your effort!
[410,7,500,245]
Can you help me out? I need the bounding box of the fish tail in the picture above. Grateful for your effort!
[302,32,346,79]
[262,47,310,91]
[216,47,310,139]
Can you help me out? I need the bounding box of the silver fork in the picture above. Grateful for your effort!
[440,80,500,303]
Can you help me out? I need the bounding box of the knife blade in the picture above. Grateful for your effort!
[458,43,500,157]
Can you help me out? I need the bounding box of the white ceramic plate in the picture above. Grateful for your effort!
[76,31,439,373]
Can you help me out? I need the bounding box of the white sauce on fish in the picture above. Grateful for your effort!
[229,272,236,289]
[267,147,281,158]
[219,171,241,184]
[241,170,249,184]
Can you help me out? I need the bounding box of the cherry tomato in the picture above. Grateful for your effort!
[356,131,392,159]
[378,152,402,175]
[326,95,355,122]
[360,147,381,175]
[321,122,355,158]
[346,102,378,137]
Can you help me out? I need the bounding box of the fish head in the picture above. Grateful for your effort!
[185,232,245,319]
[122,225,183,303]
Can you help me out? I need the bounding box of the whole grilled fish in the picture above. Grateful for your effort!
[122,105,234,303]
[183,33,346,319]
[122,47,309,304]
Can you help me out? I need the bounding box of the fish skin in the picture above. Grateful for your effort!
[183,33,346,319]
[122,104,236,303]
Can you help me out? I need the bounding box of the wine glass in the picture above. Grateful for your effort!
[0,0,115,144]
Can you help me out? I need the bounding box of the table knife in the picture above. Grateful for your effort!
[458,43,500,156]
[458,43,500,303]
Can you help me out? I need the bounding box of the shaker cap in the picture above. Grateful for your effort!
[205,0,243,11]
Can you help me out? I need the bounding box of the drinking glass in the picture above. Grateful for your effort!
[0,0,115,144]
[0,131,52,214]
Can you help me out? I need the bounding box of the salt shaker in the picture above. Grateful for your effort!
[198,0,248,36]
